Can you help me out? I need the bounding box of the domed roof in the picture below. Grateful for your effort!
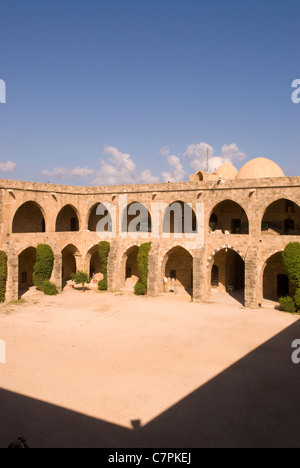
[215,163,238,180]
[236,158,285,180]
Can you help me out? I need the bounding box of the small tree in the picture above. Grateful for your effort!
[33,244,54,291]
[71,271,91,291]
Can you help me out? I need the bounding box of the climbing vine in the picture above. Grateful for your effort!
[0,251,7,303]
[134,242,152,296]
[98,241,110,290]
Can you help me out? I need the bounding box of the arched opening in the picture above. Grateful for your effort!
[122,246,140,290]
[163,201,197,234]
[18,247,36,296]
[263,252,295,301]
[56,205,79,232]
[12,202,46,233]
[62,244,80,288]
[122,202,151,233]
[209,200,249,234]
[86,245,103,282]
[210,248,245,304]
[163,246,193,296]
[261,199,300,235]
[88,204,112,232]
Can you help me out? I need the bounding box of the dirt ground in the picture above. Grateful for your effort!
[1,287,300,448]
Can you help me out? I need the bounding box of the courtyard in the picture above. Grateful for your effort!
[0,287,300,448]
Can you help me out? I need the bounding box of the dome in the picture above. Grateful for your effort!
[215,163,238,180]
[236,158,285,180]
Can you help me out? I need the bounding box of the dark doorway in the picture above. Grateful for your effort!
[277,274,289,298]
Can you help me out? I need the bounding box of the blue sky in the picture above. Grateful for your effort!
[0,0,299,185]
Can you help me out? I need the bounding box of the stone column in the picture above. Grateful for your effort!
[5,246,18,302]
[107,240,121,292]
[244,245,260,308]
[50,251,62,292]
[147,242,161,296]
[193,247,207,302]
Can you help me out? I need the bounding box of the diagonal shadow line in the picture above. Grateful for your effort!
[1,320,300,448]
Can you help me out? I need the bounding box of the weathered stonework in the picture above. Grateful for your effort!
[1,167,299,307]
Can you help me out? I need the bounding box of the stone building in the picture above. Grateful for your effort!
[1,157,299,308]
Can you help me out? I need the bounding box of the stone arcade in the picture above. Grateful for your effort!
[1,157,299,308]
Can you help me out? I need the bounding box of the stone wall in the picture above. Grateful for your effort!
[0,175,299,306]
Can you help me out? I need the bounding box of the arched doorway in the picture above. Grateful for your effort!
[86,245,103,282]
[13,202,45,233]
[62,244,80,288]
[163,246,193,296]
[209,248,245,304]
[18,247,36,296]
[261,199,300,235]
[263,252,294,301]
[122,246,140,290]
[56,205,80,232]
[209,200,249,234]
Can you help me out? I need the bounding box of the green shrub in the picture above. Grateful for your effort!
[97,241,110,291]
[279,296,296,314]
[42,280,58,296]
[135,242,151,295]
[134,282,147,296]
[71,271,91,290]
[98,279,108,291]
[294,288,300,311]
[33,244,54,290]
[282,242,300,288]
[0,251,7,303]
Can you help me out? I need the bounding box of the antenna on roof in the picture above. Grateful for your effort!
[205,147,211,173]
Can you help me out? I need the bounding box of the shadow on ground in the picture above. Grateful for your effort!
[1,320,300,448]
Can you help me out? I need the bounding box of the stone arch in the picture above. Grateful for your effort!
[87,203,113,232]
[121,202,151,233]
[208,199,249,234]
[262,250,295,301]
[85,244,103,282]
[207,246,245,305]
[18,246,37,296]
[161,246,193,296]
[261,198,300,235]
[121,245,140,290]
[162,200,197,234]
[61,244,81,287]
[56,205,80,232]
[12,201,46,233]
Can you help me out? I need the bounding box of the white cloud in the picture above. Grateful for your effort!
[183,141,247,172]
[42,166,94,178]
[91,146,159,185]
[161,154,185,182]
[159,146,171,157]
[0,160,16,172]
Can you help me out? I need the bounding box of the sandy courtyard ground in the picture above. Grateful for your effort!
[1,287,300,448]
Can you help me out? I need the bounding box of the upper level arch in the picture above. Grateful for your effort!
[209,199,249,234]
[12,201,46,233]
[121,201,151,233]
[261,198,300,235]
[56,205,80,232]
[88,203,113,232]
[162,200,197,234]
